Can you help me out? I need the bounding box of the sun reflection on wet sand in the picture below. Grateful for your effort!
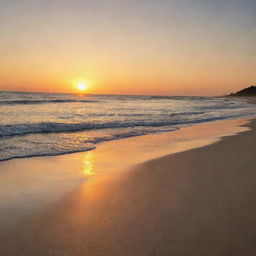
[81,152,96,176]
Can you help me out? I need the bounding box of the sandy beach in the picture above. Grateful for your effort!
[0,116,255,256]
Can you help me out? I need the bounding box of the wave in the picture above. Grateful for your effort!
[0,127,179,162]
[0,99,97,105]
[1,111,252,137]
[168,111,204,117]
[0,147,96,162]
[0,121,180,137]
[82,111,205,118]
[196,103,249,110]
[85,127,178,144]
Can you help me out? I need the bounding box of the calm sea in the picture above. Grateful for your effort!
[0,91,255,161]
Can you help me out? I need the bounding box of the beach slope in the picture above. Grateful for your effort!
[0,119,256,256]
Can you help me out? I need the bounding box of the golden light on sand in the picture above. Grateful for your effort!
[76,82,88,92]
[82,152,96,176]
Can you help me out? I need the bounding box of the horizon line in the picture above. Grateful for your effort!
[0,89,227,98]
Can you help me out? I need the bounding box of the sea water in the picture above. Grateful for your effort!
[0,91,255,161]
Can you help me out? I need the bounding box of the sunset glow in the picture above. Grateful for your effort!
[0,1,255,95]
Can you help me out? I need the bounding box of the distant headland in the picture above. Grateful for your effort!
[229,85,256,97]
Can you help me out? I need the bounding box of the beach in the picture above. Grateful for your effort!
[1,0,256,254]
[0,116,255,256]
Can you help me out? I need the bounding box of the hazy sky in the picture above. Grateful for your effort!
[0,0,255,95]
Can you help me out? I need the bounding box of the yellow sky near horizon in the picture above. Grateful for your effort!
[0,0,255,96]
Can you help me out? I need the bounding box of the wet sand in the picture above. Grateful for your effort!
[0,118,256,255]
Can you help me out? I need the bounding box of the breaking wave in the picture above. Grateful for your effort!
[0,99,97,105]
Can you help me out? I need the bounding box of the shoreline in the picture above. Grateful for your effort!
[0,116,256,255]
[0,118,253,211]
[1,96,255,163]
[0,118,251,218]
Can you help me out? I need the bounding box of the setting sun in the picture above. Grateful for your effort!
[76,82,88,92]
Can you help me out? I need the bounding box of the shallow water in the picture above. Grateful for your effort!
[0,91,255,161]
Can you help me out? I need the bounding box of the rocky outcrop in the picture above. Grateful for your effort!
[230,86,256,97]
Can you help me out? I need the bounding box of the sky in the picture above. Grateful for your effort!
[0,0,255,96]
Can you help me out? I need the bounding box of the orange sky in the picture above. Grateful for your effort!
[0,0,255,96]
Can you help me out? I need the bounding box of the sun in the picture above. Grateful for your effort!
[76,82,88,92]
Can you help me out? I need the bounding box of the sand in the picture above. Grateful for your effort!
[0,118,256,255]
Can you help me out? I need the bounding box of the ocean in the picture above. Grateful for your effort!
[0,91,255,161]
